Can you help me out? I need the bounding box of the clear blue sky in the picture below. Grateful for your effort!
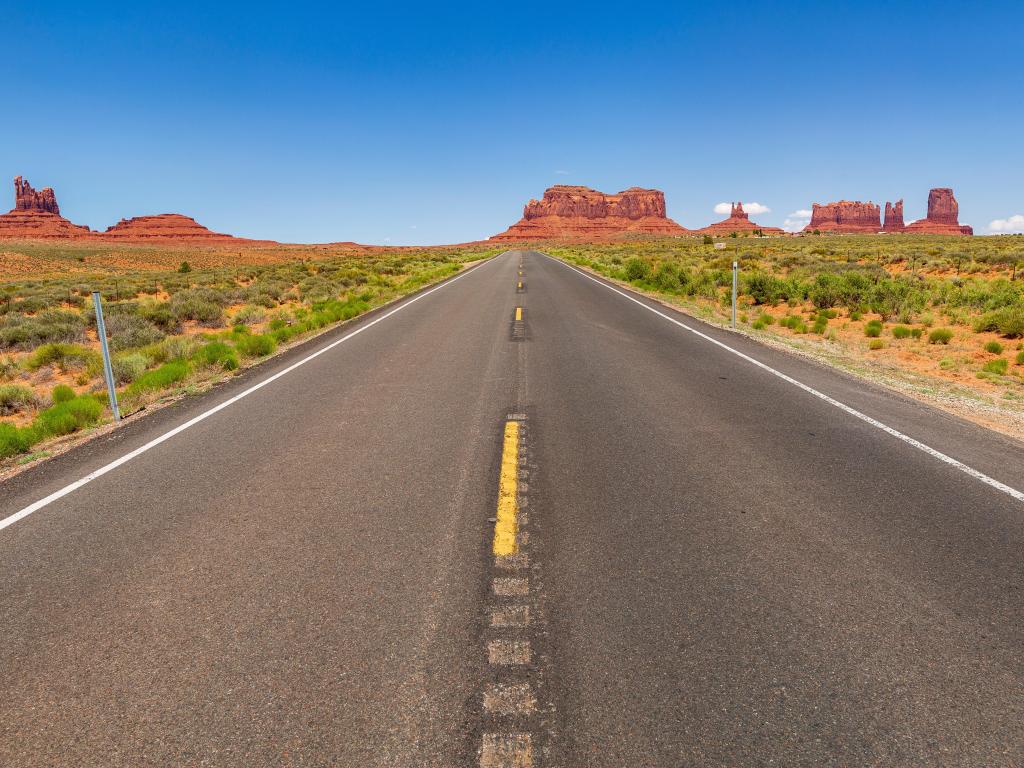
[4,1,1022,243]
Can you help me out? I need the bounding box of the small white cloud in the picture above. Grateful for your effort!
[554,170,570,175]
[783,209,812,232]
[715,201,771,215]
[988,214,1024,233]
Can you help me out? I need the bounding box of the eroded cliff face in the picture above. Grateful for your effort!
[697,202,782,235]
[0,177,91,238]
[14,177,61,214]
[493,185,688,240]
[904,188,973,235]
[883,200,905,232]
[806,201,881,233]
[100,214,246,241]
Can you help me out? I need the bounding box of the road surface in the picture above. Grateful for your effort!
[2,250,1023,766]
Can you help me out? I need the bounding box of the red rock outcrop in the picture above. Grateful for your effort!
[804,201,881,233]
[903,188,973,235]
[697,202,783,235]
[0,177,91,239]
[883,200,905,232]
[14,176,61,214]
[98,213,251,242]
[491,185,688,240]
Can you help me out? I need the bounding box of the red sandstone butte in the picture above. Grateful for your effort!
[903,188,973,235]
[804,200,881,233]
[697,202,782,235]
[883,200,905,232]
[98,213,256,242]
[0,176,92,239]
[491,185,688,241]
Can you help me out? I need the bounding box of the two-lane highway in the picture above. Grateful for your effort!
[2,250,1023,766]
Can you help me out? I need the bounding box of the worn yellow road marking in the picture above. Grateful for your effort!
[517,281,523,290]
[493,420,520,556]
[514,307,522,322]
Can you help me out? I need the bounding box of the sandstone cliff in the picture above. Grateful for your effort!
[904,188,973,235]
[883,200,905,232]
[99,213,249,242]
[697,202,783,235]
[492,185,688,241]
[0,177,91,239]
[805,201,881,233]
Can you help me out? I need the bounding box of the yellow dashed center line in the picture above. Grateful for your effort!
[517,281,523,290]
[515,307,522,322]
[493,420,520,556]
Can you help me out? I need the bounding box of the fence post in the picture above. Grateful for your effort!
[92,291,121,422]
[731,261,738,329]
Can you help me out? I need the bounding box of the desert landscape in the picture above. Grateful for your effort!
[1,174,1020,465]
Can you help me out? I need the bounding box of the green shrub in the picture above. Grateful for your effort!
[850,310,863,321]
[112,352,149,384]
[624,258,651,282]
[653,263,681,292]
[974,307,1024,338]
[812,315,828,334]
[106,313,166,351]
[0,384,38,415]
[34,395,104,438]
[0,423,36,459]
[1016,350,1024,365]
[864,319,883,338]
[170,289,227,326]
[234,333,276,358]
[26,343,98,371]
[868,339,884,350]
[0,310,86,350]
[51,384,76,404]
[178,261,192,273]
[126,360,190,397]
[232,305,267,326]
[983,340,1004,354]
[929,328,954,345]
[891,325,912,339]
[982,358,1009,375]
[911,328,924,339]
[194,341,239,371]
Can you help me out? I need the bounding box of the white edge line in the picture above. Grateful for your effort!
[0,255,503,531]
[545,254,1024,504]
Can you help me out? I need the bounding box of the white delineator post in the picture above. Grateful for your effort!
[731,261,738,329]
[92,291,121,422]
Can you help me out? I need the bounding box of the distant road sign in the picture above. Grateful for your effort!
[714,242,727,250]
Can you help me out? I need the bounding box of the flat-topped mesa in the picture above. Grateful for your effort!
[493,185,688,241]
[904,187,973,235]
[805,200,881,233]
[0,176,91,238]
[883,200,905,232]
[99,213,247,242]
[697,202,783,235]
[14,176,61,214]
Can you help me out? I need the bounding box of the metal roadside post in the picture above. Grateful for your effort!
[731,260,738,329]
[92,291,121,422]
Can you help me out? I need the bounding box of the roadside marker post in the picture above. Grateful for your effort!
[731,261,738,329]
[92,291,121,422]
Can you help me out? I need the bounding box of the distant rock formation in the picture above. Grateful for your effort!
[805,201,881,233]
[883,200,905,232]
[0,176,92,239]
[491,185,688,240]
[99,213,248,242]
[697,202,783,235]
[14,176,61,214]
[904,188,973,235]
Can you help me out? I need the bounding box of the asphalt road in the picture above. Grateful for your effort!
[2,250,1023,766]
